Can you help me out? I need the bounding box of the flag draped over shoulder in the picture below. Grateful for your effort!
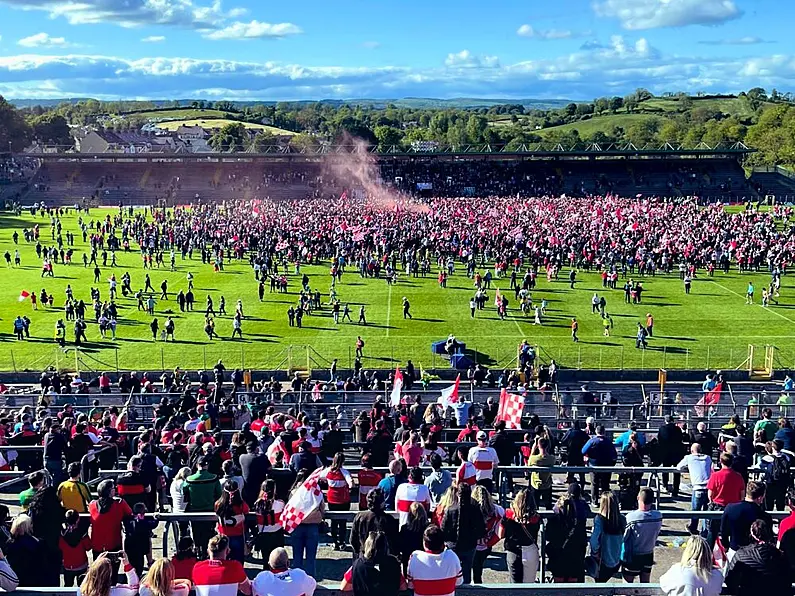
[18,291,29,302]
[437,374,461,411]
[390,367,403,406]
[280,467,324,534]
[496,387,524,429]
[695,382,723,418]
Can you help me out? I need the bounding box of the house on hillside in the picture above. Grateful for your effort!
[76,130,164,153]
[174,125,209,141]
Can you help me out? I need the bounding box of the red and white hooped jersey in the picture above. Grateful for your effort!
[407,549,463,596]
[456,461,477,486]
[192,559,248,596]
[395,482,431,526]
[320,466,353,505]
[467,447,499,480]
[357,468,382,509]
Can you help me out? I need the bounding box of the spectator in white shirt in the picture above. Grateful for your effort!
[676,444,713,536]
[252,547,316,596]
[659,536,722,596]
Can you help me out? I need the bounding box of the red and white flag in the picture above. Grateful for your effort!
[494,288,502,307]
[496,387,524,429]
[18,291,29,302]
[390,366,403,406]
[437,374,461,411]
[266,436,286,465]
[280,467,324,534]
[695,382,723,418]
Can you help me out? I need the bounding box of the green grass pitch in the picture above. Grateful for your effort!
[0,208,794,373]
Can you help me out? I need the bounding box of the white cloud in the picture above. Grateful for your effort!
[0,42,793,102]
[202,20,302,40]
[445,50,500,68]
[141,35,166,43]
[18,32,71,47]
[699,36,772,46]
[593,0,741,30]
[517,24,578,40]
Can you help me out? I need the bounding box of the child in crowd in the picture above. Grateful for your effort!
[123,502,158,577]
[59,509,92,586]
[170,536,198,583]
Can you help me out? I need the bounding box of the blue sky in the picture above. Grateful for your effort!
[0,0,790,101]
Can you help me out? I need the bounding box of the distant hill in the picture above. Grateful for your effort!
[9,97,573,110]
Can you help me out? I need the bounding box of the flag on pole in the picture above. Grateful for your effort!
[437,374,461,411]
[18,291,30,302]
[280,467,325,534]
[695,382,723,418]
[390,367,403,406]
[496,387,524,429]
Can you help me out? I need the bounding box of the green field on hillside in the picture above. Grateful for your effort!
[124,108,231,120]
[154,119,295,135]
[1,209,794,374]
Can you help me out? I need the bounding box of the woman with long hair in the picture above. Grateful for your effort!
[320,452,354,550]
[546,496,588,583]
[441,482,486,584]
[397,502,428,573]
[660,536,723,596]
[169,467,191,544]
[499,488,541,583]
[88,479,133,574]
[589,491,626,582]
[432,485,459,526]
[139,558,191,596]
[214,480,249,564]
[79,552,139,596]
[471,484,504,584]
[253,479,285,569]
[341,531,405,596]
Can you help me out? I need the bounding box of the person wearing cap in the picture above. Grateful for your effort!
[183,455,222,555]
[467,431,499,493]
[402,297,412,320]
[289,441,322,474]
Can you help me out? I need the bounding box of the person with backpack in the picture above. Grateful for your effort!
[760,439,792,511]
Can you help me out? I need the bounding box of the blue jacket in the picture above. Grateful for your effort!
[582,435,617,466]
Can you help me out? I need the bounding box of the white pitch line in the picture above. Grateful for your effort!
[385,282,392,338]
[710,280,795,325]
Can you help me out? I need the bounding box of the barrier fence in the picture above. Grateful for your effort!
[2,341,795,374]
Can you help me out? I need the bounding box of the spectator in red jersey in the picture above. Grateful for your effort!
[456,420,480,443]
[214,480,249,564]
[357,454,382,510]
[59,509,91,586]
[706,452,745,547]
[253,479,285,570]
[192,535,251,596]
[89,479,133,574]
[170,536,198,583]
[321,453,354,551]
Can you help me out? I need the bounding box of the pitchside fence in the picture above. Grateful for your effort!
[1,342,793,374]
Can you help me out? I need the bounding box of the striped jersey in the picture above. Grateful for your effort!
[407,549,463,596]
[320,467,353,505]
[357,468,382,509]
[456,461,477,486]
[395,482,432,527]
[193,559,248,596]
[467,446,499,480]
